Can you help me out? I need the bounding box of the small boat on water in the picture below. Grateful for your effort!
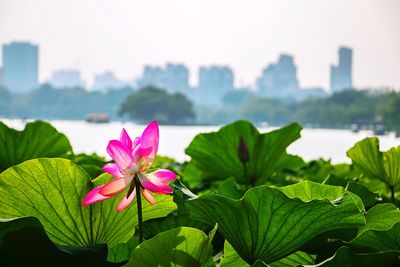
[350,124,360,133]
[373,124,386,136]
[85,113,110,123]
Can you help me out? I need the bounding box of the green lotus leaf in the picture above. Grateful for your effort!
[312,246,400,267]
[0,217,118,267]
[124,226,217,267]
[383,147,400,188]
[185,120,301,185]
[269,250,315,267]
[216,177,247,199]
[220,239,250,267]
[323,174,380,208]
[0,120,72,172]
[107,235,138,263]
[69,153,108,179]
[347,137,400,188]
[0,158,176,248]
[188,181,365,264]
[220,233,316,267]
[274,180,364,211]
[143,212,210,239]
[347,138,383,179]
[350,203,400,251]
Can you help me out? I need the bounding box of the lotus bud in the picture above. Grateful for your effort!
[238,137,249,163]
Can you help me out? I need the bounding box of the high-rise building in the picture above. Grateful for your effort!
[138,63,189,93]
[0,67,3,87]
[330,47,352,92]
[139,66,164,89]
[2,42,39,93]
[256,54,299,97]
[198,66,234,91]
[49,69,84,89]
[197,66,234,105]
[93,71,126,91]
[164,64,189,93]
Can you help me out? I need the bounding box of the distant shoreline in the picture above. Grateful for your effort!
[0,117,397,134]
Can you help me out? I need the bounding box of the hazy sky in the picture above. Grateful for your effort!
[0,0,399,89]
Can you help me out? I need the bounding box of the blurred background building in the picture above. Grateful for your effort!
[137,64,189,94]
[92,71,126,92]
[1,42,38,93]
[330,47,353,92]
[196,66,234,105]
[48,69,84,89]
[256,54,299,98]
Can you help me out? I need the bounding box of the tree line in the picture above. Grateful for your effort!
[238,89,400,130]
[0,84,399,130]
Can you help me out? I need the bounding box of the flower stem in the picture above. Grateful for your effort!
[135,178,144,244]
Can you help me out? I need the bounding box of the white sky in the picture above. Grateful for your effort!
[0,0,399,89]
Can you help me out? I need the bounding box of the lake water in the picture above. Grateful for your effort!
[2,119,399,163]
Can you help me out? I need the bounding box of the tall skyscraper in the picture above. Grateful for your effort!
[256,54,299,97]
[197,66,234,105]
[198,66,234,91]
[49,69,84,89]
[330,47,352,92]
[0,68,3,87]
[139,66,164,89]
[138,63,189,93]
[2,42,39,93]
[93,71,126,91]
[164,64,189,93]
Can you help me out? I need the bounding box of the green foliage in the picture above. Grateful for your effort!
[241,97,296,125]
[187,182,365,264]
[143,211,210,239]
[314,246,400,267]
[2,119,400,266]
[124,226,217,267]
[0,120,72,172]
[0,217,118,267]
[2,84,133,119]
[107,236,138,263]
[185,120,301,187]
[220,240,249,266]
[3,86,400,128]
[220,240,316,267]
[347,137,400,188]
[222,89,255,107]
[0,159,176,248]
[140,179,210,242]
[238,89,400,130]
[323,175,380,208]
[377,91,400,130]
[296,89,377,127]
[269,251,316,267]
[119,86,195,124]
[350,204,400,251]
[239,89,377,127]
[70,152,109,178]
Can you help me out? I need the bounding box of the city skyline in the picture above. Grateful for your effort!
[1,42,38,93]
[0,40,391,92]
[1,41,349,96]
[0,0,399,90]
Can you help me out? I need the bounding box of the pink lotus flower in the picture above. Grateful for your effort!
[82,121,176,212]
